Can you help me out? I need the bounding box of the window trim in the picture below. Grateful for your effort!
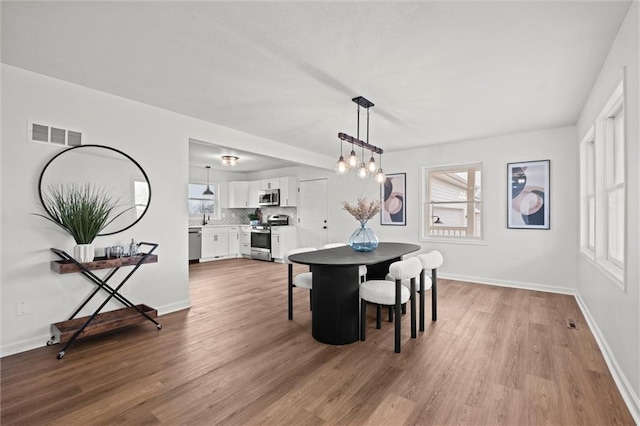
[188,182,221,220]
[580,80,625,290]
[420,162,484,243]
[579,126,596,259]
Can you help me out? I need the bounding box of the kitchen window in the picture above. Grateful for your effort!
[188,183,220,219]
[421,163,483,242]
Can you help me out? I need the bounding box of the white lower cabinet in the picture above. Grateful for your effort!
[228,227,239,256]
[200,227,233,260]
[270,226,297,263]
[240,226,251,257]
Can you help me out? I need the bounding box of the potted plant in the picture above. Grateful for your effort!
[248,213,259,226]
[36,182,130,262]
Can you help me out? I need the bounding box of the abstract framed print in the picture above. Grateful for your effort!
[381,173,406,226]
[507,160,550,229]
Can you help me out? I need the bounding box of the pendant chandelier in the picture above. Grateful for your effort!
[335,96,385,184]
[203,165,214,195]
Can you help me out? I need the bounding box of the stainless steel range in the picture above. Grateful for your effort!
[250,214,289,261]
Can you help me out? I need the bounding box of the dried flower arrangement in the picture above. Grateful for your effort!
[342,197,381,224]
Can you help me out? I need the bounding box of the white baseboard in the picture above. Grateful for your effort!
[157,299,191,315]
[0,299,192,358]
[1,334,52,358]
[441,272,639,423]
[574,293,640,424]
[440,272,576,295]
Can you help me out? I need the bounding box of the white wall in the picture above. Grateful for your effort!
[575,2,639,416]
[0,64,334,356]
[0,66,189,355]
[250,126,579,292]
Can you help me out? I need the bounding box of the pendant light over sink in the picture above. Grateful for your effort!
[336,96,384,184]
[203,166,214,195]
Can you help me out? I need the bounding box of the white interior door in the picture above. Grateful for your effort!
[298,179,328,248]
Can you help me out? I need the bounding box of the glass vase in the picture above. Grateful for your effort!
[349,221,379,252]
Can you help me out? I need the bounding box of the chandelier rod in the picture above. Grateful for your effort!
[338,132,383,155]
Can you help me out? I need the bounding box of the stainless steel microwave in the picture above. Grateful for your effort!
[258,189,280,206]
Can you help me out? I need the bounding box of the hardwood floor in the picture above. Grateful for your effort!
[1,258,634,425]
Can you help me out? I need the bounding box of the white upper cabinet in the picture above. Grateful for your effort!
[279,176,298,207]
[249,181,261,207]
[227,181,250,208]
[260,178,280,190]
[227,176,297,208]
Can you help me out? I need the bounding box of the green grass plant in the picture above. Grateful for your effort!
[36,182,130,244]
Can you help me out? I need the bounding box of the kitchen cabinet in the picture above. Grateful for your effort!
[240,226,251,257]
[228,227,239,256]
[270,226,298,263]
[228,181,251,208]
[249,181,261,207]
[279,176,298,207]
[201,228,229,259]
[227,177,295,208]
[260,178,280,190]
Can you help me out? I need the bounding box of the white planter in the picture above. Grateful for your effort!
[73,244,95,263]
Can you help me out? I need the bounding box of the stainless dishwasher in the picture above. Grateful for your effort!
[189,228,201,261]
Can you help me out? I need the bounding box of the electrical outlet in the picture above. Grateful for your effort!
[16,301,29,316]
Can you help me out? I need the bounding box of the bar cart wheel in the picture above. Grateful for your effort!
[57,351,65,359]
[157,324,162,329]
[46,336,56,346]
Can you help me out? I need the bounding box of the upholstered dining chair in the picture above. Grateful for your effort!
[387,250,443,331]
[360,257,422,353]
[421,250,443,323]
[321,243,367,282]
[284,247,317,320]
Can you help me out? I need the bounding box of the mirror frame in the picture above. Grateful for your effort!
[38,144,152,236]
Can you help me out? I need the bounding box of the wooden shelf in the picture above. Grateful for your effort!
[51,304,158,344]
[51,254,158,274]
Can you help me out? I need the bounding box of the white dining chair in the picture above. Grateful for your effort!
[284,247,317,320]
[360,257,421,353]
[421,250,443,323]
[386,250,442,331]
[321,243,367,282]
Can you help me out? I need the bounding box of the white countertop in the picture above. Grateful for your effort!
[189,224,293,229]
[189,224,261,229]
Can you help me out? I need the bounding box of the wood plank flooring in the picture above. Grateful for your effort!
[1,258,634,425]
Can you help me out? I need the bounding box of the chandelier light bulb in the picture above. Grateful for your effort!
[375,168,386,184]
[348,149,359,168]
[335,156,348,174]
[357,163,370,179]
[368,155,377,173]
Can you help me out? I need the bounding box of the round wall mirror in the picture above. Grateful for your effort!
[38,145,151,236]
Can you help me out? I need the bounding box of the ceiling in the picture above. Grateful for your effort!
[1,1,632,169]
[189,139,302,173]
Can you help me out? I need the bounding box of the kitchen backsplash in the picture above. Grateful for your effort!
[189,207,297,226]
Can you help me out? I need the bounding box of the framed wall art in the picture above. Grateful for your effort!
[381,173,406,226]
[507,160,550,229]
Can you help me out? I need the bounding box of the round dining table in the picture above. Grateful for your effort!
[288,242,420,345]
